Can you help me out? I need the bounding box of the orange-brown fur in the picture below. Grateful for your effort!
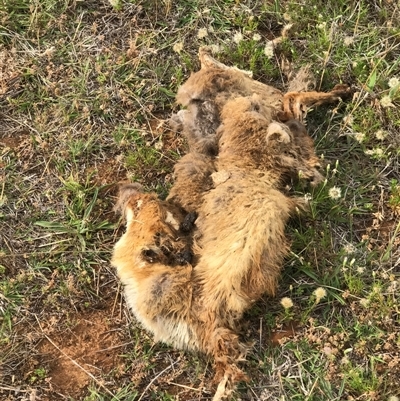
[170,47,351,158]
[112,50,350,400]
[192,96,305,322]
[112,97,314,397]
[168,94,323,214]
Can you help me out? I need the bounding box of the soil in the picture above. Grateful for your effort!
[89,158,128,187]
[4,298,129,401]
[37,306,124,399]
[270,321,299,345]
[0,130,29,149]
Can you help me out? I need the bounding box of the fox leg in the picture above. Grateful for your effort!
[283,84,352,121]
[202,325,248,401]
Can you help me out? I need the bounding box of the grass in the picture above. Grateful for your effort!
[1,0,399,400]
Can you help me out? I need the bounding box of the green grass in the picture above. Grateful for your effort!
[1,0,399,399]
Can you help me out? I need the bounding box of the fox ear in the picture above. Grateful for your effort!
[266,122,291,143]
[114,183,144,221]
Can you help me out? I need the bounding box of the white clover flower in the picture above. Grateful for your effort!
[314,287,327,303]
[387,281,398,293]
[372,285,381,293]
[108,0,121,8]
[343,243,356,254]
[280,297,293,309]
[197,28,208,39]
[341,356,350,365]
[354,132,365,143]
[173,41,184,53]
[359,298,369,307]
[388,77,399,88]
[233,32,243,44]
[344,36,354,46]
[210,44,220,54]
[380,95,394,108]
[304,193,312,203]
[252,33,261,41]
[328,186,342,200]
[366,147,384,158]
[264,41,274,59]
[283,12,292,22]
[375,129,387,140]
[343,114,354,126]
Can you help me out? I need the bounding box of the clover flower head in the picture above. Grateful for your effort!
[314,287,327,303]
[173,42,184,53]
[264,42,274,59]
[388,77,399,88]
[197,28,208,39]
[375,129,387,140]
[344,36,354,46]
[380,95,394,108]
[233,32,243,44]
[328,186,342,200]
[354,132,365,143]
[280,297,293,309]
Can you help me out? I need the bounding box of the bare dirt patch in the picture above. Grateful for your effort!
[89,157,128,189]
[0,49,22,96]
[33,301,126,400]
[0,130,29,150]
[270,321,299,346]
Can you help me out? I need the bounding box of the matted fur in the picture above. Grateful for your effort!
[112,97,311,398]
[171,47,351,157]
[111,50,351,400]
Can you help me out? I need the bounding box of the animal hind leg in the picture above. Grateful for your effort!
[200,324,249,401]
[283,84,352,121]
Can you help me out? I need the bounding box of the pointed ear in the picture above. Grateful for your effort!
[198,46,253,77]
[114,183,144,220]
[266,122,291,143]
